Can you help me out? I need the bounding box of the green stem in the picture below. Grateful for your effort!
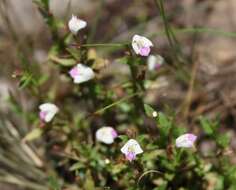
[174,148,184,167]
[154,0,174,49]
[154,0,185,64]
[81,43,129,48]
[126,55,146,122]
[93,92,142,115]
[173,27,236,38]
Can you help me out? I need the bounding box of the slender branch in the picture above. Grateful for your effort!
[81,43,129,48]
[92,92,143,115]
[154,0,174,49]
[137,170,163,187]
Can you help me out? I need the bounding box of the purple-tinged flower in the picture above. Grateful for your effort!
[176,133,197,148]
[147,54,164,71]
[39,103,59,123]
[121,139,143,162]
[132,35,153,56]
[96,127,118,144]
[69,64,95,84]
[68,15,87,35]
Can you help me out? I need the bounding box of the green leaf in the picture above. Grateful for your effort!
[216,134,230,148]
[48,176,61,190]
[199,117,214,135]
[144,104,157,118]
[118,135,129,142]
[23,128,43,142]
[111,163,127,175]
[49,55,76,67]
[38,74,49,85]
[66,48,80,60]
[69,162,84,171]
[116,57,128,64]
[83,170,95,190]
[19,72,36,89]
[158,112,172,137]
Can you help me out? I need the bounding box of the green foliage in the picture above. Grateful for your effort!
[48,176,61,190]
[199,116,230,148]
[8,0,235,189]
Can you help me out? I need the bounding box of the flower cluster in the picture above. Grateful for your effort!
[37,14,197,162]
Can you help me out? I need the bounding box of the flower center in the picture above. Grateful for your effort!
[187,134,197,142]
[69,67,79,78]
[125,151,136,161]
[140,47,150,56]
[111,129,117,138]
[39,111,47,121]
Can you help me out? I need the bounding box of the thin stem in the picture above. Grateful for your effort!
[173,27,236,38]
[81,43,129,48]
[154,0,174,49]
[182,58,199,118]
[92,92,143,115]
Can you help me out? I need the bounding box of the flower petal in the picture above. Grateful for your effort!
[139,47,151,56]
[131,34,153,56]
[68,15,87,34]
[96,127,117,144]
[147,54,164,71]
[39,103,59,113]
[39,103,59,123]
[121,139,143,155]
[176,133,197,148]
[69,64,95,84]
[141,36,153,47]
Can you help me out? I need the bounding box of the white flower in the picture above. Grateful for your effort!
[96,127,118,144]
[147,54,164,71]
[132,34,153,56]
[68,15,87,35]
[39,103,59,123]
[69,64,95,84]
[121,139,143,161]
[176,133,197,148]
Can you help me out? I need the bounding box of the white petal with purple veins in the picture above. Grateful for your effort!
[96,127,117,144]
[68,15,87,35]
[176,133,197,148]
[69,64,95,84]
[132,35,153,57]
[121,139,143,161]
[147,54,164,71]
[39,103,59,123]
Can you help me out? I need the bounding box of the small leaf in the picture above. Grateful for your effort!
[23,128,43,142]
[144,104,156,118]
[66,48,80,60]
[111,163,127,175]
[48,176,61,190]
[83,170,95,190]
[118,135,129,142]
[216,134,230,148]
[49,55,76,67]
[199,117,214,135]
[116,57,128,65]
[19,72,34,89]
[69,162,84,171]
[158,112,172,137]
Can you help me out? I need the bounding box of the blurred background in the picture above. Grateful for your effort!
[1,0,236,189]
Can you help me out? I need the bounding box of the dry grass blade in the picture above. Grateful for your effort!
[0,116,48,189]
